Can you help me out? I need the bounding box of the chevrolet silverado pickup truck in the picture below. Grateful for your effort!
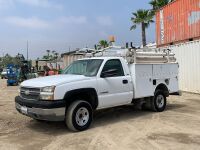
[15,47,179,131]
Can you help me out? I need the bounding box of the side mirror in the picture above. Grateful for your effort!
[101,69,118,78]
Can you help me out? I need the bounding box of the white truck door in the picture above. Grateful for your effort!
[97,59,133,109]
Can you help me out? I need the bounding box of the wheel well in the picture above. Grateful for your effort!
[64,88,98,110]
[155,84,169,97]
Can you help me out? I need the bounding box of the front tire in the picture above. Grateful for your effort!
[65,100,93,131]
[151,90,166,112]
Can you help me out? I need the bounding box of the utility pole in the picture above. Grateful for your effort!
[27,40,29,61]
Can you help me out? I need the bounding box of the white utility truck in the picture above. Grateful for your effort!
[15,46,179,131]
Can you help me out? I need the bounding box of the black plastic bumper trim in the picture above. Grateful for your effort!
[15,96,66,109]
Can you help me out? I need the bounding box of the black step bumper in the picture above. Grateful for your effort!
[15,96,66,121]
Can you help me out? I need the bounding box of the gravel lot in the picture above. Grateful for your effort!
[0,79,200,150]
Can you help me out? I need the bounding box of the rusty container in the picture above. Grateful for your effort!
[156,0,200,47]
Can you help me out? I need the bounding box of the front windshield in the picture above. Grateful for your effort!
[63,59,103,77]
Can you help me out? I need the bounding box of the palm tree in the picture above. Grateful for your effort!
[46,50,50,58]
[98,40,109,49]
[52,50,56,56]
[51,50,56,59]
[131,9,154,47]
[149,0,170,13]
[54,52,59,59]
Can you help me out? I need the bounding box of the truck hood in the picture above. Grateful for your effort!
[20,74,91,88]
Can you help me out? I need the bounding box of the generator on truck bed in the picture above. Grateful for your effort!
[15,46,179,131]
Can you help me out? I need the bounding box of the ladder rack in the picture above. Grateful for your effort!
[82,46,176,64]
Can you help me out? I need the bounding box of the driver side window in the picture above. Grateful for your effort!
[101,59,124,77]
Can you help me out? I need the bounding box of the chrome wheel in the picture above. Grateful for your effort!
[156,94,165,108]
[75,107,89,126]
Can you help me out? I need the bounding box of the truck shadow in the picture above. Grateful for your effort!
[91,103,186,129]
[26,103,186,135]
[166,103,186,111]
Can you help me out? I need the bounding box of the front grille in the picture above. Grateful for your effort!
[20,87,40,100]
[20,93,39,100]
[21,87,40,93]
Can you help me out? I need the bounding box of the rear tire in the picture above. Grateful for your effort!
[151,90,166,112]
[65,100,93,131]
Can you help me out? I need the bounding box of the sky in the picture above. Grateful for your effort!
[0,0,155,59]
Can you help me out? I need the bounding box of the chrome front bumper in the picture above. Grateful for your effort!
[15,102,65,121]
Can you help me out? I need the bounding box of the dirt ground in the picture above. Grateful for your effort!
[0,79,200,150]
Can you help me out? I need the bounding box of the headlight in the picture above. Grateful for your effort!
[40,86,55,100]
[41,86,55,93]
[40,93,54,100]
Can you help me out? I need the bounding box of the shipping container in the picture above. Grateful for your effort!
[166,40,200,93]
[156,0,200,47]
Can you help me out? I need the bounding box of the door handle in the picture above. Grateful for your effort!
[122,80,128,84]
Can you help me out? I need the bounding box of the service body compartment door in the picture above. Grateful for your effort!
[129,64,154,99]
[153,63,179,93]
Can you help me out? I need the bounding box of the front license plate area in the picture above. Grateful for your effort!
[21,106,28,115]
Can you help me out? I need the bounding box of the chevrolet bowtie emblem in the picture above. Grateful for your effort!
[24,90,30,95]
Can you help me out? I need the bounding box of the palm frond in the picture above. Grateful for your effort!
[130,25,137,30]
[149,0,170,11]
